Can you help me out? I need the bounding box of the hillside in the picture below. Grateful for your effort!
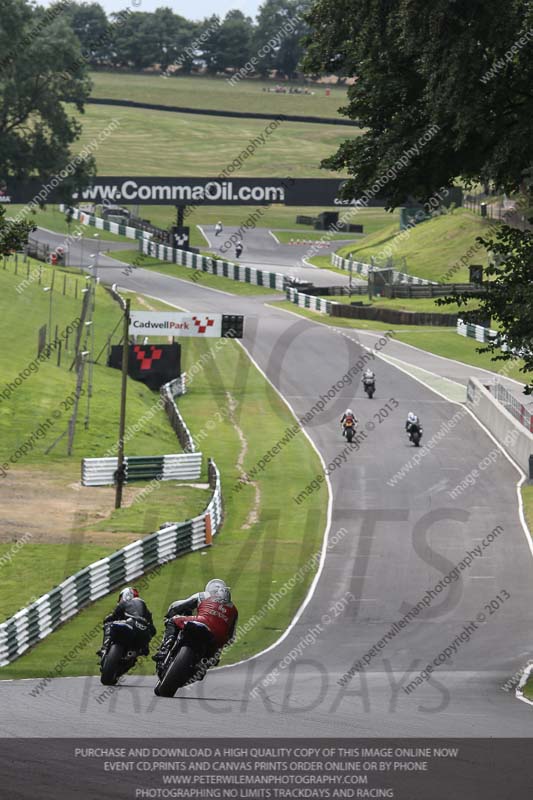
[336,208,497,282]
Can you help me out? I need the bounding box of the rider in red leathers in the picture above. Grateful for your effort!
[153,579,238,677]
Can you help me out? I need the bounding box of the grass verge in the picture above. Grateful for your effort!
[0,288,327,677]
[335,209,496,283]
[90,72,349,119]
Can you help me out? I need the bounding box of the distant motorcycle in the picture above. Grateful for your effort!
[155,620,215,698]
[343,418,356,443]
[363,377,375,399]
[99,617,148,686]
[408,423,423,447]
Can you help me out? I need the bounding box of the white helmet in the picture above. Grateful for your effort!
[408,411,417,423]
[346,408,353,416]
[205,578,231,603]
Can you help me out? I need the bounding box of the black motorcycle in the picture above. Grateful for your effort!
[409,423,423,447]
[154,620,215,698]
[99,617,148,686]
[343,418,356,443]
[363,378,375,399]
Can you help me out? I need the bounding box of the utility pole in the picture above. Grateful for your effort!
[115,299,131,509]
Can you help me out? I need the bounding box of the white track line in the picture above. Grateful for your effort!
[197,225,211,247]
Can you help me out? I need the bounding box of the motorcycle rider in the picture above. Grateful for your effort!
[97,587,156,658]
[405,411,420,434]
[153,579,238,679]
[214,221,223,236]
[362,367,375,385]
[340,408,358,436]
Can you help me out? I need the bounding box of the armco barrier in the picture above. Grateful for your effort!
[286,287,457,326]
[162,375,196,452]
[0,460,222,666]
[331,252,436,285]
[81,452,202,486]
[141,238,286,291]
[286,286,332,314]
[59,204,149,242]
[457,318,499,344]
[466,377,533,477]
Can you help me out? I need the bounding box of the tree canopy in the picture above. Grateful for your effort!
[304,0,533,207]
[0,0,94,189]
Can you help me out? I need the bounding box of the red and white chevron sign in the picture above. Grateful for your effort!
[129,312,222,338]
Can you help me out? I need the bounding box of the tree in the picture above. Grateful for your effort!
[439,221,533,393]
[148,8,198,74]
[0,0,94,190]
[202,10,254,73]
[63,2,110,64]
[110,12,154,69]
[254,0,311,79]
[0,204,35,255]
[303,0,533,208]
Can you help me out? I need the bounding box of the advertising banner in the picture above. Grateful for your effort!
[0,176,463,208]
[129,312,223,338]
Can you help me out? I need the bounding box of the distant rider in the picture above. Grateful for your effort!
[97,587,156,658]
[362,368,375,384]
[214,221,223,236]
[340,408,358,436]
[153,579,238,679]
[405,411,420,433]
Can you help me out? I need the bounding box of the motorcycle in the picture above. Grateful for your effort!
[343,418,356,443]
[99,617,148,686]
[363,378,375,399]
[408,423,423,447]
[154,620,215,698]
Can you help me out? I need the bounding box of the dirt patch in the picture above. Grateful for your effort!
[0,468,145,546]
[225,391,261,529]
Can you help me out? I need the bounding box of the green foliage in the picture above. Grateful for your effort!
[304,0,533,206]
[0,0,93,187]
[0,205,34,256]
[254,0,311,78]
[439,223,533,392]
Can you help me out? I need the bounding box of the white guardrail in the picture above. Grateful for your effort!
[81,453,202,486]
[457,318,499,343]
[331,252,436,285]
[0,460,223,666]
[141,238,286,291]
[59,204,150,242]
[286,287,332,314]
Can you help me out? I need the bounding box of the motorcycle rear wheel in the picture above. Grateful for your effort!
[155,646,199,698]
[100,643,123,686]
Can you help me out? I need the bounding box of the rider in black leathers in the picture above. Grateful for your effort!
[97,587,156,657]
